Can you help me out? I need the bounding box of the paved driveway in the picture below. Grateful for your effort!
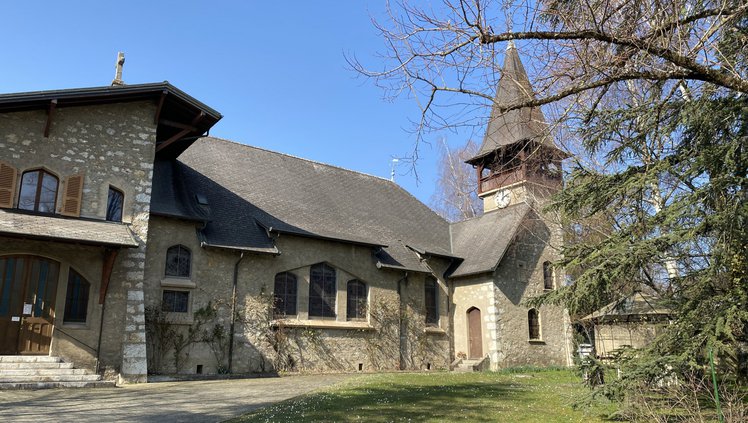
[0,374,350,422]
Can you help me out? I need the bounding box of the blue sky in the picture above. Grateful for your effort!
[0,1,481,205]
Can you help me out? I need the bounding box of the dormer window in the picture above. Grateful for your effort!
[18,169,58,213]
[106,186,124,222]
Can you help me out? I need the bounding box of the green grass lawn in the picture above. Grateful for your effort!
[230,369,616,422]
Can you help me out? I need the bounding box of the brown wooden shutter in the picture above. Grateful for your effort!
[0,162,18,208]
[60,173,84,217]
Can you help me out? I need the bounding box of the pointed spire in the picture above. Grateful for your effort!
[466,43,554,164]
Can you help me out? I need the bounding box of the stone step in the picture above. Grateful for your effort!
[0,362,74,369]
[0,368,90,376]
[0,374,101,383]
[0,380,116,390]
[0,356,62,363]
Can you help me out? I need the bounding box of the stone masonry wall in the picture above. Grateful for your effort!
[0,102,157,381]
[491,210,572,369]
[143,217,451,375]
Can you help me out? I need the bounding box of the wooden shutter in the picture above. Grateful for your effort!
[60,173,84,217]
[0,162,17,208]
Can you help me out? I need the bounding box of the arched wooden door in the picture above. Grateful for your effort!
[0,256,60,355]
[467,307,482,359]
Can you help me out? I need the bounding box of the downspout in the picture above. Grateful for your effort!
[95,248,118,374]
[227,251,245,373]
[95,298,107,374]
[397,272,408,370]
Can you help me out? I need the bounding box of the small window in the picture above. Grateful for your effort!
[273,272,298,316]
[162,290,189,313]
[18,169,58,213]
[64,268,90,323]
[346,279,367,320]
[528,309,541,340]
[165,245,191,278]
[106,186,124,222]
[309,263,336,318]
[543,261,554,290]
[425,277,438,326]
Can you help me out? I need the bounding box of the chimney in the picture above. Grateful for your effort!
[111,52,125,86]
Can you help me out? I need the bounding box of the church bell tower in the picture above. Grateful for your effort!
[466,42,567,213]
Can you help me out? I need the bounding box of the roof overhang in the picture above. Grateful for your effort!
[0,209,139,248]
[199,241,280,255]
[0,82,222,159]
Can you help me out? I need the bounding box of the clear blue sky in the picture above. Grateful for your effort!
[0,1,479,205]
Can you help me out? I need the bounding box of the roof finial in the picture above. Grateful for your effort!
[112,52,126,86]
[507,39,516,50]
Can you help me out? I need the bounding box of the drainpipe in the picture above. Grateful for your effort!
[95,297,107,374]
[227,252,245,373]
[397,272,408,370]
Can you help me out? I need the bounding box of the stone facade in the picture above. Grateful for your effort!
[0,101,156,382]
[452,207,573,370]
[142,217,451,374]
[0,75,573,383]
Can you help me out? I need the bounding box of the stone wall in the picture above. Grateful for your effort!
[452,276,495,360]
[450,208,572,370]
[143,216,451,375]
[0,102,157,381]
[491,210,571,368]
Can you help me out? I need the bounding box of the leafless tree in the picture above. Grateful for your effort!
[430,138,482,221]
[349,0,747,155]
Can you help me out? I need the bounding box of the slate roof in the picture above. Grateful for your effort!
[581,292,672,323]
[467,44,555,164]
[151,137,453,270]
[449,202,531,278]
[0,209,139,248]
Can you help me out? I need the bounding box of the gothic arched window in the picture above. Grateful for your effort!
[309,263,336,318]
[165,245,191,278]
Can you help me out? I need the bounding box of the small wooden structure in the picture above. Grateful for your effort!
[580,292,671,360]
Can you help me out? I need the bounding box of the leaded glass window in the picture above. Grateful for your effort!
[346,279,367,320]
[64,269,90,323]
[273,272,297,316]
[309,263,336,318]
[165,245,191,278]
[425,277,438,325]
[162,290,189,313]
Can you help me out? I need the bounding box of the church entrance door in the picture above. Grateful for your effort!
[0,256,59,355]
[467,307,482,359]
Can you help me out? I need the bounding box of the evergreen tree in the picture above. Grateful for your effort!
[356,0,748,401]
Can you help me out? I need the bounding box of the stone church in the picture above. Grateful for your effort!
[0,46,572,385]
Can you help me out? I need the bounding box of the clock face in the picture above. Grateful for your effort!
[494,190,511,208]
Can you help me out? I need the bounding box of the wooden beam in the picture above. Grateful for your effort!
[100,249,118,304]
[44,99,57,138]
[155,111,205,153]
[153,90,167,124]
[158,119,197,132]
